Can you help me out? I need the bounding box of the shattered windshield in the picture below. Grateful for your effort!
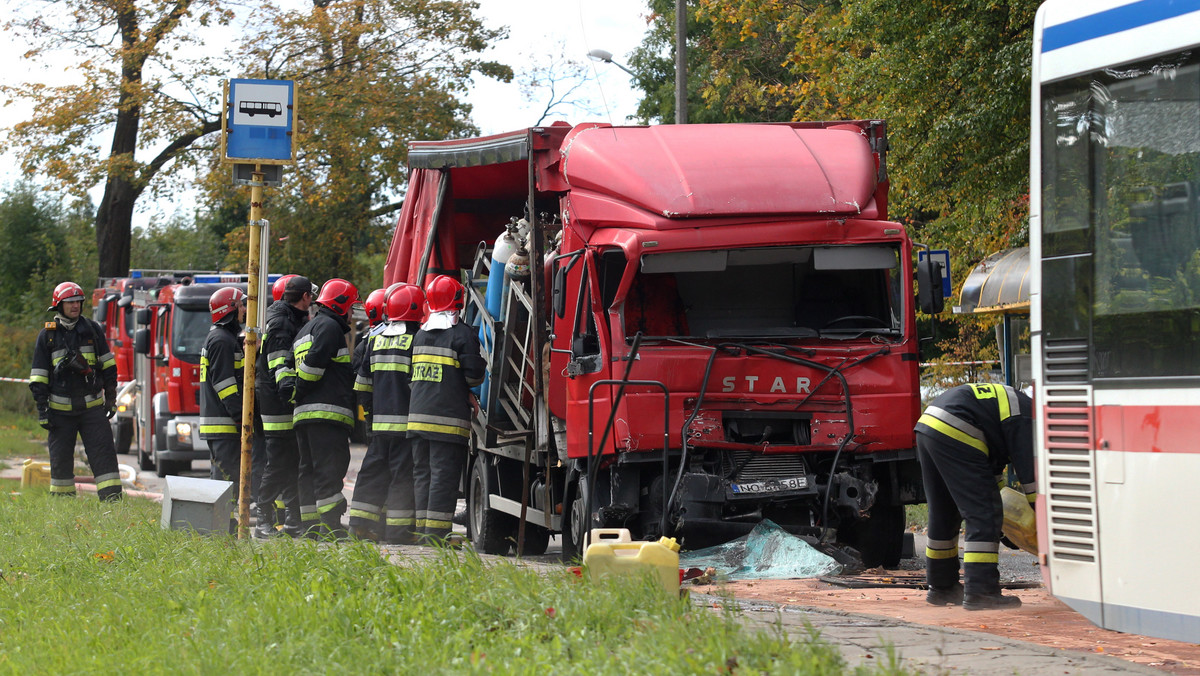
[626,245,903,340]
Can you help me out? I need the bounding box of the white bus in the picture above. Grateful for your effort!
[1032,0,1200,642]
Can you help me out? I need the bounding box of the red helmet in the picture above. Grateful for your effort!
[424,275,465,313]
[363,289,386,326]
[209,287,246,324]
[272,274,297,302]
[316,278,358,316]
[386,284,425,321]
[48,281,85,311]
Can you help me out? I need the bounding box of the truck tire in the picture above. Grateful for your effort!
[467,457,517,555]
[112,418,133,456]
[849,502,906,569]
[561,475,589,563]
[515,524,551,557]
[138,446,155,472]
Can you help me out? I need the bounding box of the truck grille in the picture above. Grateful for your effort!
[719,451,808,482]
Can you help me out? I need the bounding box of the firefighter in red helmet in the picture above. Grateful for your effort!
[28,282,123,501]
[347,288,390,540]
[254,275,314,538]
[293,278,358,538]
[349,285,423,542]
[407,275,485,543]
[199,286,247,532]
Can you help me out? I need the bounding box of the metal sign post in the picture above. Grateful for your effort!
[221,78,296,539]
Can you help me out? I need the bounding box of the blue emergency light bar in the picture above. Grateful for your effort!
[193,274,283,284]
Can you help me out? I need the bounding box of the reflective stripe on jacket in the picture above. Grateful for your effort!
[29,317,117,415]
[407,321,485,444]
[293,308,354,429]
[255,301,307,436]
[199,322,244,439]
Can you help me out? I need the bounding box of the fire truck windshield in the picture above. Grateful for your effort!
[628,244,903,340]
[172,306,212,362]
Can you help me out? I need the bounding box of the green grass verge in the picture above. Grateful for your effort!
[0,409,44,463]
[0,491,911,675]
[905,503,929,531]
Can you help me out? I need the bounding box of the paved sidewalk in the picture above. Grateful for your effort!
[704,595,1165,675]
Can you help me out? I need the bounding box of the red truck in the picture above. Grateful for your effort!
[384,121,945,563]
[124,275,276,476]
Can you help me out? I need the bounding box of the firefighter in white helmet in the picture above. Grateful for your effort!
[28,282,123,501]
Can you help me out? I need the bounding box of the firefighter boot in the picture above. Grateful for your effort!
[963,591,1022,611]
[253,503,280,539]
[319,507,348,541]
[926,582,964,606]
[281,501,305,538]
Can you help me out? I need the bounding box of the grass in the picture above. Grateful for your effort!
[905,503,929,531]
[0,491,912,675]
[0,409,45,463]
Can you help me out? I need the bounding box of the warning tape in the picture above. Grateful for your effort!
[0,376,30,383]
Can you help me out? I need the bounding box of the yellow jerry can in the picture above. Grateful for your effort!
[583,528,681,595]
[20,459,52,489]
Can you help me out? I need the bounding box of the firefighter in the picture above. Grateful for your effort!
[350,284,423,543]
[199,287,247,531]
[408,275,485,543]
[253,274,315,538]
[915,383,1036,611]
[347,288,391,540]
[28,282,123,501]
[293,278,358,538]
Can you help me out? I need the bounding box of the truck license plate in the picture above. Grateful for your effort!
[730,476,808,494]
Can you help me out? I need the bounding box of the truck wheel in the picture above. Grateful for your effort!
[155,455,188,478]
[113,418,133,456]
[467,457,517,555]
[850,503,906,569]
[561,476,589,563]
[138,446,155,472]
[515,524,551,557]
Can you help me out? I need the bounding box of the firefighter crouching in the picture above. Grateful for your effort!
[293,278,359,538]
[253,274,315,538]
[28,282,123,501]
[349,284,423,544]
[199,287,247,532]
[915,383,1036,611]
[408,275,485,543]
[347,288,390,540]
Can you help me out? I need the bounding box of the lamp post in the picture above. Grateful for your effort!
[586,49,637,78]
[675,0,687,124]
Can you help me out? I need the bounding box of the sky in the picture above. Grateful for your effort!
[0,0,653,225]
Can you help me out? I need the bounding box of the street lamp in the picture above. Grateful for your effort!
[587,49,636,78]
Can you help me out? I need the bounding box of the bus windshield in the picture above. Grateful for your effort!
[1042,52,1200,377]
[627,244,904,340]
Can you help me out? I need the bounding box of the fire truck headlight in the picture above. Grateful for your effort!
[119,392,133,406]
[174,422,193,438]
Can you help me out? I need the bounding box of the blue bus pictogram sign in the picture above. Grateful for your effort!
[224,79,295,163]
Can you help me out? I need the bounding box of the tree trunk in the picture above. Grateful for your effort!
[95,174,136,278]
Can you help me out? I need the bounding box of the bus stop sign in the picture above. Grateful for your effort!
[918,249,953,299]
[223,79,295,163]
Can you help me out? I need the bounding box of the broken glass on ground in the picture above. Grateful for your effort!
[679,519,843,580]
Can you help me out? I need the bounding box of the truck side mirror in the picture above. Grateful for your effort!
[552,266,567,319]
[134,328,151,355]
[917,258,945,315]
[94,297,108,323]
[136,308,151,326]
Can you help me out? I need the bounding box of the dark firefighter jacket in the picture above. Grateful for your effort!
[199,322,245,440]
[293,306,354,429]
[357,322,417,436]
[351,323,387,413]
[915,383,1038,502]
[407,321,486,444]
[256,300,307,436]
[29,317,117,415]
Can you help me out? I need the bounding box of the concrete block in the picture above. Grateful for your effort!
[161,476,233,535]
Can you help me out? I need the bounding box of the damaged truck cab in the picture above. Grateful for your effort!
[385,121,942,564]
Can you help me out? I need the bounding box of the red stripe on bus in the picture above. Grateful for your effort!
[1093,405,1200,454]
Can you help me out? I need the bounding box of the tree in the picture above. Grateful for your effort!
[517,41,600,126]
[1,0,232,278]
[211,0,512,284]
